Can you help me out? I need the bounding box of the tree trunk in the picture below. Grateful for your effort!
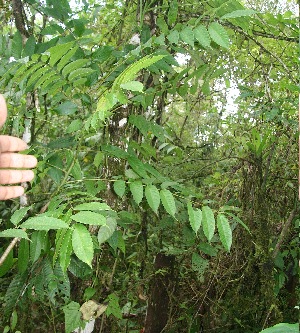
[144,253,175,333]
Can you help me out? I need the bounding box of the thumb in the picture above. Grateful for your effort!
[0,95,7,128]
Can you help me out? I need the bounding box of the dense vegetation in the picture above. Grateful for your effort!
[0,0,298,332]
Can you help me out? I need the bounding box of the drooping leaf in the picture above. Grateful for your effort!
[0,229,29,240]
[113,180,126,197]
[30,231,43,263]
[220,9,256,20]
[71,211,106,226]
[98,217,117,245]
[194,25,211,48]
[59,228,73,272]
[160,189,176,217]
[225,212,251,234]
[72,224,94,267]
[129,181,144,205]
[217,214,232,252]
[187,202,202,234]
[208,22,230,49]
[54,228,73,271]
[145,184,160,214]
[18,239,29,273]
[20,216,69,230]
[0,250,14,278]
[202,206,215,242]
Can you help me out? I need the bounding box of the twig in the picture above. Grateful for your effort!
[0,237,20,266]
[272,208,298,259]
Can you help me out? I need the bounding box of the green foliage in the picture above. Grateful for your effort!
[0,0,298,331]
[259,323,299,333]
[72,223,94,267]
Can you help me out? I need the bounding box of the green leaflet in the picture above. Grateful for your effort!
[129,181,144,205]
[27,66,50,87]
[71,211,106,226]
[12,31,22,59]
[208,22,230,49]
[62,59,89,77]
[145,184,160,214]
[0,229,29,240]
[111,54,166,91]
[72,224,94,267]
[107,230,125,254]
[18,239,29,273]
[0,251,14,278]
[30,231,48,263]
[192,252,209,277]
[167,0,178,25]
[57,46,79,71]
[113,180,126,197]
[55,101,78,116]
[259,323,298,333]
[74,202,112,211]
[167,30,180,44]
[217,214,232,252]
[160,189,176,217]
[98,217,117,245]
[187,202,202,234]
[202,206,215,242]
[127,155,148,179]
[106,293,122,319]
[20,216,69,230]
[48,41,75,67]
[63,301,82,333]
[53,228,73,270]
[59,229,73,272]
[180,26,194,47]
[120,80,144,92]
[68,67,95,81]
[194,25,211,48]
[9,207,31,226]
[220,9,256,20]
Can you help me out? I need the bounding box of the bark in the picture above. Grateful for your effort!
[144,253,175,333]
[12,0,29,39]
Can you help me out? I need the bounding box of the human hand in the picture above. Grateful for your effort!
[0,95,37,200]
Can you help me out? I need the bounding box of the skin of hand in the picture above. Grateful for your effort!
[0,95,37,200]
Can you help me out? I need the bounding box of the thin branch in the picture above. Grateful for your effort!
[0,237,20,266]
[272,208,298,259]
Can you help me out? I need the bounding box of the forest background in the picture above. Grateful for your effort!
[0,0,299,332]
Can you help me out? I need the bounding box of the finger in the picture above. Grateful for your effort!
[0,135,27,153]
[0,153,37,169]
[0,186,24,200]
[0,170,34,184]
[0,95,7,128]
